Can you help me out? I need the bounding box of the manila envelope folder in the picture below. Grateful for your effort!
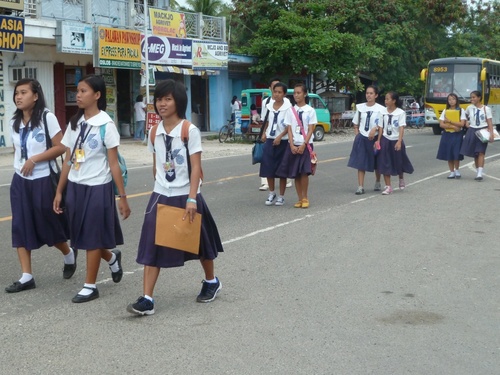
[155,204,201,255]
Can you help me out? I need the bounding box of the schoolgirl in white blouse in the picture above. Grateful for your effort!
[459,90,494,180]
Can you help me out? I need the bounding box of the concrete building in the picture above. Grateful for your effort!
[0,0,231,149]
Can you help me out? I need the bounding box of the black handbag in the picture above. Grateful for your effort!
[42,111,65,205]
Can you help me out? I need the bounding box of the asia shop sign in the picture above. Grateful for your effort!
[0,15,24,52]
[192,40,228,70]
[95,26,141,69]
[0,0,24,11]
[141,35,192,66]
[56,21,93,55]
[149,8,187,38]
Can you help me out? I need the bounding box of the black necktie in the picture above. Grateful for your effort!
[298,111,304,124]
[387,114,393,135]
[79,122,88,148]
[476,109,480,126]
[364,111,373,131]
[270,112,279,136]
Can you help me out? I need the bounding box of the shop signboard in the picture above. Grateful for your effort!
[149,8,187,38]
[141,35,192,67]
[94,26,141,69]
[146,104,161,131]
[56,21,93,55]
[0,0,23,11]
[0,15,24,52]
[192,40,228,70]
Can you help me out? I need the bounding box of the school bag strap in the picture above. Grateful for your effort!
[151,120,203,182]
[99,123,128,194]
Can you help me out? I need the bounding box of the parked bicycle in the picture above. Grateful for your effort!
[218,119,262,143]
[219,119,237,143]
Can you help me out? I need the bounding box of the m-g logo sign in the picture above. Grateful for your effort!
[141,36,169,62]
[140,35,192,66]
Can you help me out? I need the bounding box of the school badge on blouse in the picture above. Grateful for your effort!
[163,160,176,182]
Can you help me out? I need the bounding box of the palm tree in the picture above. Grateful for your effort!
[180,0,223,16]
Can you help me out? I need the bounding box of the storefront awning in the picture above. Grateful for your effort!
[142,64,220,76]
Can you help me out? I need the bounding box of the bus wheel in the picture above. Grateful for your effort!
[432,124,441,135]
[313,126,325,142]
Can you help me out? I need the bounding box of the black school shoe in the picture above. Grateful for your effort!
[109,249,123,283]
[63,248,78,279]
[71,287,99,303]
[5,278,36,293]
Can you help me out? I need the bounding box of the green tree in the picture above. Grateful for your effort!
[231,0,468,96]
[180,0,224,16]
[447,0,500,59]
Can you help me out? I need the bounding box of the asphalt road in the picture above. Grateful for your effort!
[0,131,499,374]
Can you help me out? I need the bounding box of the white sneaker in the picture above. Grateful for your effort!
[286,179,293,188]
[259,184,269,191]
[265,192,276,206]
[275,197,285,206]
[374,182,382,191]
[381,186,393,195]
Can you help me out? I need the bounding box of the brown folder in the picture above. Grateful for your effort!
[155,204,201,255]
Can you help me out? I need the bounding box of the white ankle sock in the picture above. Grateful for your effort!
[108,252,119,272]
[477,167,483,177]
[19,273,33,283]
[78,283,96,296]
[144,295,154,302]
[205,277,217,284]
[64,248,75,265]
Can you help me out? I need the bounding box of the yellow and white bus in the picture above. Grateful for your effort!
[421,57,500,134]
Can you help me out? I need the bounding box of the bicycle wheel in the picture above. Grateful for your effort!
[219,125,230,143]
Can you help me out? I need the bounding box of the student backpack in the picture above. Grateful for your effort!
[99,124,128,195]
[150,120,203,181]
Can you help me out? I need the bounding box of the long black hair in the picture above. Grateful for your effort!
[69,74,107,130]
[446,93,460,110]
[12,78,47,133]
[386,91,402,108]
[153,79,187,119]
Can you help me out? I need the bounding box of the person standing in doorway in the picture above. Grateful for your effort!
[134,94,146,141]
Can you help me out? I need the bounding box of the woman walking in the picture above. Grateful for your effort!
[376,91,414,195]
[127,79,223,316]
[460,90,494,180]
[54,74,130,303]
[6,78,77,293]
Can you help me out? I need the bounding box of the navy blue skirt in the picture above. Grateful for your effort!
[377,137,414,176]
[137,193,223,268]
[10,173,69,251]
[436,132,464,161]
[460,127,488,157]
[347,134,376,172]
[259,139,288,178]
[65,181,124,250]
[276,144,314,178]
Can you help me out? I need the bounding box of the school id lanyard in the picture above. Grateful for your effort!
[68,122,92,165]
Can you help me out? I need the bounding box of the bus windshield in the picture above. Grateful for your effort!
[426,64,481,102]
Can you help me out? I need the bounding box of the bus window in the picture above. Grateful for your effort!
[454,64,481,99]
